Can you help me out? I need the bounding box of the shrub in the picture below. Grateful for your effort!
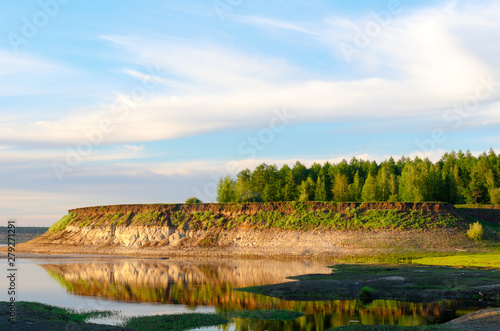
[185,197,202,204]
[467,222,483,241]
[359,286,375,303]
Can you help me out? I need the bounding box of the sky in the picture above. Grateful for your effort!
[1,0,500,226]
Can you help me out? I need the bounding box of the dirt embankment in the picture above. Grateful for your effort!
[458,206,500,225]
[12,202,476,259]
[69,201,459,219]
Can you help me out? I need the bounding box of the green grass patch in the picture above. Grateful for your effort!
[243,208,462,231]
[124,313,229,331]
[0,301,114,326]
[48,212,78,233]
[132,210,166,225]
[413,253,500,269]
[338,251,449,264]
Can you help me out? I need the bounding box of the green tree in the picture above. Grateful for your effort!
[235,169,252,201]
[377,166,390,201]
[314,174,328,201]
[465,166,488,204]
[347,170,362,202]
[399,162,425,202]
[388,173,399,201]
[490,188,500,205]
[298,177,315,201]
[361,173,378,202]
[332,173,349,202]
[283,172,298,201]
[262,181,279,202]
[216,175,236,203]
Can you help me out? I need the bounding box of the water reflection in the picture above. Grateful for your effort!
[41,258,481,328]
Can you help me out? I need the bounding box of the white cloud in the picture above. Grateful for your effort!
[0,50,63,76]
[2,1,499,149]
[0,144,146,167]
[229,15,317,35]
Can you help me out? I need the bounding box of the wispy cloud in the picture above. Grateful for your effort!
[230,15,317,35]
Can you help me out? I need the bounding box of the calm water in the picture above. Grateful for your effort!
[0,257,488,330]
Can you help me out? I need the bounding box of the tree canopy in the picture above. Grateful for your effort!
[215,149,500,205]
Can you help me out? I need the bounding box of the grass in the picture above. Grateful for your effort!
[239,264,500,302]
[338,251,449,264]
[15,301,112,322]
[124,313,229,331]
[0,301,115,329]
[239,208,462,231]
[413,253,500,268]
[48,212,78,233]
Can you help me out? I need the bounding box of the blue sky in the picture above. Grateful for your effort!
[1,0,500,225]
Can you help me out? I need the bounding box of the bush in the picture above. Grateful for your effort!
[185,197,202,204]
[359,286,375,304]
[467,222,483,241]
[490,188,500,205]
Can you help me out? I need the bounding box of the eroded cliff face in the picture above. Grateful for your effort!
[23,202,470,258]
[68,201,458,218]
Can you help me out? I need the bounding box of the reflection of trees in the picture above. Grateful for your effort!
[43,259,477,327]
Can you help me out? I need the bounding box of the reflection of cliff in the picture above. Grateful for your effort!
[43,258,475,326]
[43,258,331,306]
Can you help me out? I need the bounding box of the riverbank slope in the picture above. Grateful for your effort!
[12,202,489,259]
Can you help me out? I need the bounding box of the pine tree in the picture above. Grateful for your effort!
[283,172,297,201]
[377,166,390,201]
[347,170,362,201]
[314,175,327,201]
[298,177,315,201]
[361,173,378,202]
[332,173,349,202]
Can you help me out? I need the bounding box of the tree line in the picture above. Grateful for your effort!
[216,149,500,205]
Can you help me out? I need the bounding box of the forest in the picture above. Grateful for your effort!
[215,149,500,205]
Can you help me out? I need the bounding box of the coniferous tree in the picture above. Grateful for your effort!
[361,173,378,202]
[347,170,362,202]
[298,177,315,201]
[332,173,349,202]
[314,174,328,201]
[377,166,390,201]
[283,172,298,201]
[388,173,399,201]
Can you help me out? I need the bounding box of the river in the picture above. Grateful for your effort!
[0,257,487,330]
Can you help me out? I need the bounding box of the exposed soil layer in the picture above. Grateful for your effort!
[458,206,500,225]
[68,202,461,218]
